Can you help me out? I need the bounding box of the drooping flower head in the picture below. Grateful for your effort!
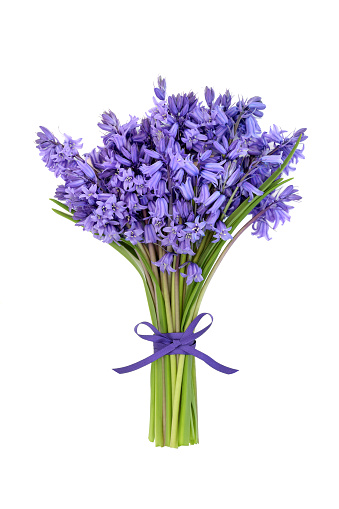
[179,262,204,286]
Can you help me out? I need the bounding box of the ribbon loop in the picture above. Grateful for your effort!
[113,313,238,375]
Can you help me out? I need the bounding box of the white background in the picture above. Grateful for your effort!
[1,1,338,508]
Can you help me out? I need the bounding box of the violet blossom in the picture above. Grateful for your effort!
[36,76,307,285]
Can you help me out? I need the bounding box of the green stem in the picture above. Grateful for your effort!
[195,234,214,268]
[164,356,172,446]
[170,356,177,408]
[170,354,185,448]
[174,255,180,333]
[148,362,155,442]
[193,234,209,263]
[136,253,156,304]
[148,243,160,285]
[154,358,164,447]
[191,357,198,444]
[190,406,195,444]
[178,355,192,446]
[171,258,176,327]
[162,357,166,442]
[138,242,151,264]
[179,254,186,318]
[220,186,239,221]
[160,270,173,333]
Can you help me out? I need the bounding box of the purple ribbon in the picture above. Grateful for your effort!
[113,313,238,375]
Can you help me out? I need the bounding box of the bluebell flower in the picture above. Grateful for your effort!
[211,221,233,243]
[168,95,178,116]
[153,197,168,218]
[169,150,185,173]
[152,217,166,232]
[199,149,212,162]
[36,126,66,177]
[144,148,162,160]
[80,184,98,205]
[152,253,176,273]
[162,221,183,243]
[168,122,179,138]
[261,153,283,165]
[134,175,147,195]
[176,232,195,256]
[252,185,301,240]
[183,157,199,177]
[147,171,163,191]
[203,162,225,175]
[224,169,239,191]
[206,194,226,214]
[179,177,195,200]
[104,195,127,219]
[265,125,286,144]
[213,140,227,155]
[125,192,142,213]
[244,116,261,138]
[182,129,207,151]
[102,224,122,244]
[144,224,157,243]
[227,139,248,160]
[62,134,83,157]
[242,181,264,201]
[141,160,163,176]
[118,168,136,191]
[184,216,206,243]
[39,79,306,253]
[180,262,203,285]
[194,184,210,205]
[205,211,220,227]
[204,191,220,208]
[76,160,96,181]
[98,110,120,133]
[200,170,219,186]
[246,96,266,117]
[154,76,166,101]
[204,87,215,108]
[125,228,144,245]
[154,179,168,197]
[55,185,67,202]
[251,218,272,240]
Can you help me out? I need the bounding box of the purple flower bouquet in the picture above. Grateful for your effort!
[36,78,307,448]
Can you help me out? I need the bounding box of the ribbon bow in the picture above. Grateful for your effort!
[113,313,238,375]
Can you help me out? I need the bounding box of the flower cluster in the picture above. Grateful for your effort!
[36,78,307,282]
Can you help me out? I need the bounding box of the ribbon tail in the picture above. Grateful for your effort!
[183,346,238,375]
[113,344,175,374]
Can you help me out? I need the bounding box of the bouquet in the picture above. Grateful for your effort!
[36,77,307,448]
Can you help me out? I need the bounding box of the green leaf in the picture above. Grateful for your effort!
[119,240,139,259]
[109,241,143,275]
[198,240,219,271]
[49,198,74,214]
[52,208,77,222]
